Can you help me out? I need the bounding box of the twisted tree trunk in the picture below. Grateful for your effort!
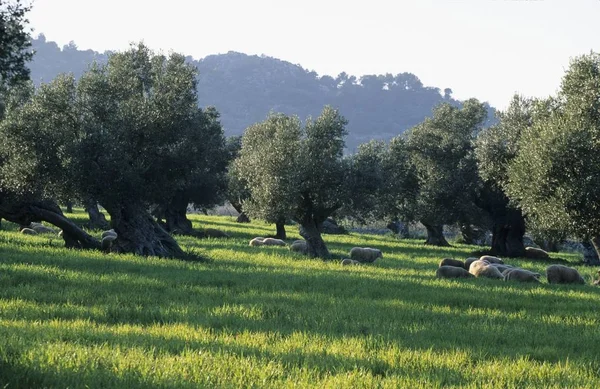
[459,223,475,245]
[0,194,100,250]
[299,220,329,259]
[588,237,600,265]
[106,202,185,258]
[230,201,251,223]
[275,218,286,240]
[236,212,250,223]
[163,196,194,235]
[490,208,526,257]
[423,223,450,246]
[85,199,109,230]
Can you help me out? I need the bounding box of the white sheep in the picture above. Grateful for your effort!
[261,238,286,246]
[249,237,265,247]
[546,265,585,285]
[469,260,503,279]
[349,247,382,263]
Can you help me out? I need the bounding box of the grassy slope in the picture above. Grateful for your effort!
[1,212,599,388]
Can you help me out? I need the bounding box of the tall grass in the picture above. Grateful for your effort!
[1,214,599,388]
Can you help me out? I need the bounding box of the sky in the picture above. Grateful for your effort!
[26,0,600,110]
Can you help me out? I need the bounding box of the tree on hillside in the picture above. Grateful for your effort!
[506,53,600,258]
[0,43,219,258]
[405,99,488,246]
[235,107,349,257]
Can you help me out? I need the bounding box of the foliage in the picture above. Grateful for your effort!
[0,213,598,388]
[342,138,417,224]
[405,99,488,227]
[0,43,214,214]
[233,113,302,224]
[506,53,600,240]
[235,107,348,227]
[0,0,33,87]
[171,106,229,212]
[296,106,348,224]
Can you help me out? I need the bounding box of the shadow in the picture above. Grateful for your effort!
[2,222,600,387]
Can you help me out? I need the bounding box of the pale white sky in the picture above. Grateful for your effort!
[27,0,600,109]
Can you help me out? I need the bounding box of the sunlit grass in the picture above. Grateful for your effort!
[1,214,599,387]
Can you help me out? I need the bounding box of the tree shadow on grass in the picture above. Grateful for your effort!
[2,244,600,385]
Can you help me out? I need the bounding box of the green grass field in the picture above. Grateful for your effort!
[1,212,599,388]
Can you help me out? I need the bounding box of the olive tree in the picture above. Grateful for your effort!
[153,106,228,236]
[0,0,32,87]
[0,43,218,258]
[235,106,348,257]
[343,138,417,230]
[233,113,302,240]
[475,95,559,256]
[405,99,487,246]
[226,135,252,223]
[506,53,600,257]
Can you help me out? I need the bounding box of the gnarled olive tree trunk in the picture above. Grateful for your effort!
[163,194,194,235]
[85,199,110,230]
[0,195,100,250]
[230,200,251,223]
[490,208,526,257]
[299,220,329,259]
[275,218,286,240]
[588,237,600,265]
[152,193,195,236]
[423,223,450,246]
[105,203,185,258]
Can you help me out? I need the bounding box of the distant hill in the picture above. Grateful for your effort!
[28,35,497,151]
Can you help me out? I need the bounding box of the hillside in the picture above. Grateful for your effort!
[28,35,497,150]
[1,213,599,387]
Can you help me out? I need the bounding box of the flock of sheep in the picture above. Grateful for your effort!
[437,255,600,286]
[249,236,600,286]
[249,237,382,264]
[18,224,600,286]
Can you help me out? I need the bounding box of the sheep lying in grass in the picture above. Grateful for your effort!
[479,255,504,264]
[102,229,117,239]
[20,228,37,235]
[525,247,550,260]
[546,264,585,285]
[341,258,361,266]
[464,257,479,270]
[261,238,286,246]
[490,264,514,274]
[203,228,230,238]
[249,237,265,246]
[101,234,118,252]
[503,268,541,283]
[469,260,503,279]
[289,240,308,254]
[349,247,382,263]
[436,266,474,279]
[439,258,465,269]
[30,222,57,234]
